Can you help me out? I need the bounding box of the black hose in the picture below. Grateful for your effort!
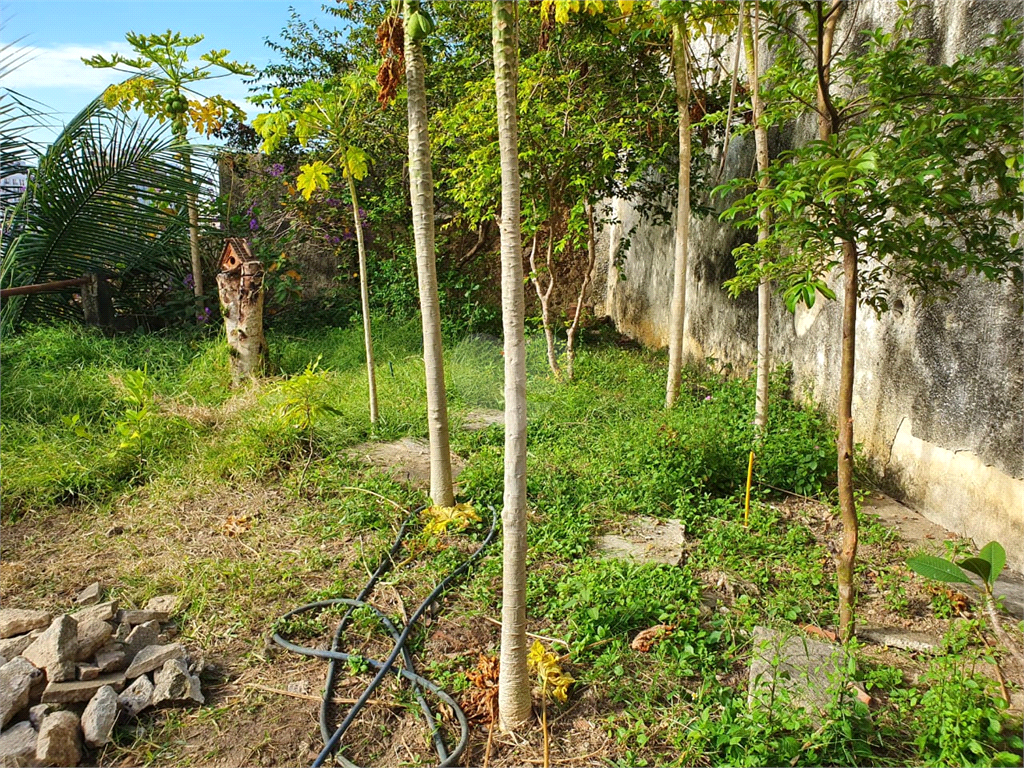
[271,504,498,768]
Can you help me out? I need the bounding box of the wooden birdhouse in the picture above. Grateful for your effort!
[219,237,254,273]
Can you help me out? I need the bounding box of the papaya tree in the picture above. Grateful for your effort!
[84,32,253,317]
[402,0,456,507]
[492,0,532,732]
[722,3,1023,641]
[252,76,381,425]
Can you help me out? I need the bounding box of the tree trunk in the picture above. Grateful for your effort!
[530,230,561,378]
[405,0,455,508]
[665,20,691,408]
[176,125,204,320]
[836,237,858,642]
[217,258,268,386]
[565,201,597,382]
[348,175,379,426]
[743,3,771,434]
[813,0,857,641]
[492,0,532,733]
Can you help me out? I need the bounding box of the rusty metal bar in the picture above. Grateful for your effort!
[0,276,92,299]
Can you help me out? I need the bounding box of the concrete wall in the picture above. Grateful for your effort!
[592,0,1024,571]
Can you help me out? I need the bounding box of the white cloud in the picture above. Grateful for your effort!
[3,42,134,91]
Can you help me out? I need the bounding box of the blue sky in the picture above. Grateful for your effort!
[3,1,337,143]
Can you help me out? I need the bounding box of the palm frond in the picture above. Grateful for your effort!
[2,94,214,329]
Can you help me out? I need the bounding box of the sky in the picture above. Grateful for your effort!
[2,1,338,145]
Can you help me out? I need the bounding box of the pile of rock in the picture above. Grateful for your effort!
[0,585,203,767]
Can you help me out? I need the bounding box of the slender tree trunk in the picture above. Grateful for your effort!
[405,0,454,507]
[176,124,204,320]
[530,229,561,378]
[743,3,771,434]
[565,201,597,381]
[836,237,858,642]
[665,20,691,408]
[493,0,532,733]
[813,0,857,641]
[348,175,379,426]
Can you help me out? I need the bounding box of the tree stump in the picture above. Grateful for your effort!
[216,239,267,386]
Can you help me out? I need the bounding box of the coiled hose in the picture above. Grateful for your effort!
[271,504,498,768]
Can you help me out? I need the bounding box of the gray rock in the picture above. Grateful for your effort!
[94,643,128,674]
[123,622,160,658]
[144,595,177,615]
[596,516,686,566]
[125,644,185,679]
[74,620,113,661]
[113,622,131,643]
[41,673,126,704]
[0,720,37,768]
[72,601,117,625]
[116,609,169,626]
[748,626,850,716]
[81,686,119,747]
[0,611,50,640]
[0,656,5,668]
[29,703,55,729]
[152,659,203,708]
[117,675,154,719]
[856,625,941,654]
[35,711,80,768]
[76,664,100,681]
[0,657,43,728]
[0,632,40,660]
[74,582,102,606]
[22,616,77,682]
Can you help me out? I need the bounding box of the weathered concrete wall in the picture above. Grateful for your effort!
[593,0,1024,571]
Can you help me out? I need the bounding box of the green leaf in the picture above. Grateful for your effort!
[906,554,974,585]
[978,541,1006,584]
[296,161,333,200]
[343,145,368,180]
[957,557,991,584]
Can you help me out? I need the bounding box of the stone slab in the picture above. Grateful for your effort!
[74,620,113,662]
[81,685,120,747]
[152,658,203,707]
[0,720,37,768]
[41,673,126,704]
[72,601,117,625]
[461,408,505,431]
[35,710,81,768]
[0,657,44,728]
[125,644,185,679]
[596,516,686,566]
[22,616,77,681]
[0,632,39,660]
[0,610,50,640]
[118,674,154,719]
[344,438,466,489]
[75,582,102,606]
[748,626,850,714]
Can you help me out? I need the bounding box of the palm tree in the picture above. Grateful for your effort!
[1,96,204,332]
[404,0,455,508]
[492,0,532,733]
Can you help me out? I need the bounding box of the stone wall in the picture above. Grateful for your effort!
[592,0,1024,571]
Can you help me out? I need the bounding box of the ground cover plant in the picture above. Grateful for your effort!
[2,319,1020,767]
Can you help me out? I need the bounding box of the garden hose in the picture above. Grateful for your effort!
[271,504,499,768]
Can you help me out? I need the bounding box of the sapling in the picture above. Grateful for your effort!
[907,541,1023,667]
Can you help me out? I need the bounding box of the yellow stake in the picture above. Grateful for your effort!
[744,450,755,527]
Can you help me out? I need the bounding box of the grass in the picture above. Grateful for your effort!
[1,318,1021,768]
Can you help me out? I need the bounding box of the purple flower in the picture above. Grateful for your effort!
[183,273,195,289]
[269,163,285,177]
[326,235,342,245]
[357,207,368,222]
[249,217,259,232]
[342,230,355,241]
[324,197,342,209]
[704,395,713,402]
[198,306,212,324]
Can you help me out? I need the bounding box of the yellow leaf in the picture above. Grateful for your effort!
[618,0,635,13]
